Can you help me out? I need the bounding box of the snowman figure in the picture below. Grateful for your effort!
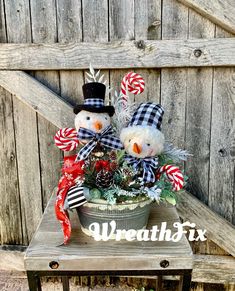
[74,82,123,160]
[64,82,123,210]
[120,102,165,185]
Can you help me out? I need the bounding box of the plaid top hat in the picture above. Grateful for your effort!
[73,82,115,116]
[128,102,164,130]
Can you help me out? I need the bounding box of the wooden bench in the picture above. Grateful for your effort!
[24,194,193,291]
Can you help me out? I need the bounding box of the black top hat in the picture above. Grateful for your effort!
[73,82,115,116]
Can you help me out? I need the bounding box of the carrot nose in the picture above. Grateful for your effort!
[94,121,103,131]
[133,142,142,154]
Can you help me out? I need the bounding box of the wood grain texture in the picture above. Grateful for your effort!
[134,0,161,104]
[177,0,235,35]
[185,11,215,204]
[30,0,62,210]
[82,0,109,106]
[0,38,235,69]
[57,0,84,106]
[0,71,73,127]
[177,191,235,257]
[4,0,42,244]
[25,193,193,271]
[0,0,6,42]
[109,0,134,108]
[193,255,235,284]
[0,87,22,244]
[135,0,161,40]
[161,0,188,149]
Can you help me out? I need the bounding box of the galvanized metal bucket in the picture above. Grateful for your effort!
[77,198,152,239]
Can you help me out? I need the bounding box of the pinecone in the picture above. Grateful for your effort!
[96,170,113,188]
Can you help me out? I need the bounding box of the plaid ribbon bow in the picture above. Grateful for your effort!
[77,125,123,160]
[125,155,158,183]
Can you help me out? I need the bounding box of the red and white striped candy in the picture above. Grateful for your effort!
[121,72,145,104]
[158,165,184,191]
[54,128,79,151]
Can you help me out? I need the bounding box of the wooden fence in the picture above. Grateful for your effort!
[0,0,234,289]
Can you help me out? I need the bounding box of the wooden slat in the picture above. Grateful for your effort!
[193,255,235,284]
[0,87,22,244]
[177,0,235,35]
[177,191,235,257]
[134,0,161,104]
[135,0,161,40]
[0,71,73,128]
[0,38,235,69]
[4,0,43,244]
[0,0,6,43]
[30,0,63,210]
[185,10,214,204]
[209,27,235,224]
[109,0,135,124]
[161,0,188,149]
[57,0,84,105]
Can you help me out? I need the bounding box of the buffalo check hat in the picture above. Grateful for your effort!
[128,102,164,130]
[73,82,115,116]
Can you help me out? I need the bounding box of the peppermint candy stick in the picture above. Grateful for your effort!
[158,165,184,191]
[54,128,79,151]
[121,72,145,105]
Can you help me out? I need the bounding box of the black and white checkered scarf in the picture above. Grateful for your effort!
[76,125,123,160]
[125,155,158,183]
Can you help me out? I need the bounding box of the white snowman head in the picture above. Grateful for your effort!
[73,82,115,140]
[120,103,165,158]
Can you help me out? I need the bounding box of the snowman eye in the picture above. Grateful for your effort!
[147,143,151,146]
[129,139,131,142]
[86,117,90,120]
[105,117,108,120]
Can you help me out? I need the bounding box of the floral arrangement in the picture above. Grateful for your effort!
[54,65,191,244]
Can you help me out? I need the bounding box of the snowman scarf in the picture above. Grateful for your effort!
[76,125,123,160]
[125,155,158,183]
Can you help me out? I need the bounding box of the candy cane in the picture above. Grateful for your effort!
[54,128,79,151]
[121,72,145,105]
[158,165,184,191]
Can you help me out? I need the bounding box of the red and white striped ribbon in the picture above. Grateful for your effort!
[121,72,145,104]
[54,128,79,151]
[158,165,184,191]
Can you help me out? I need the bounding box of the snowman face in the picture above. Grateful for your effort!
[120,125,165,158]
[74,110,111,133]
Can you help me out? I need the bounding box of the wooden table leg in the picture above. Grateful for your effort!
[178,272,192,291]
[27,271,42,291]
[156,275,162,290]
[62,276,70,291]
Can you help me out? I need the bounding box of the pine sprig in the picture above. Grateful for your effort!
[163,143,192,162]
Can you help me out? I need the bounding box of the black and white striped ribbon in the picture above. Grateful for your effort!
[67,185,87,209]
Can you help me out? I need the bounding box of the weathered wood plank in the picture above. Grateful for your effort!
[0,87,22,244]
[193,255,235,284]
[109,0,135,107]
[185,11,214,204]
[57,0,84,106]
[208,27,235,225]
[30,0,62,210]
[209,70,235,222]
[177,0,235,35]
[4,0,42,244]
[82,0,109,102]
[0,71,73,128]
[0,0,6,43]
[135,0,161,40]
[161,0,188,149]
[177,191,235,257]
[0,38,235,69]
[134,0,161,104]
